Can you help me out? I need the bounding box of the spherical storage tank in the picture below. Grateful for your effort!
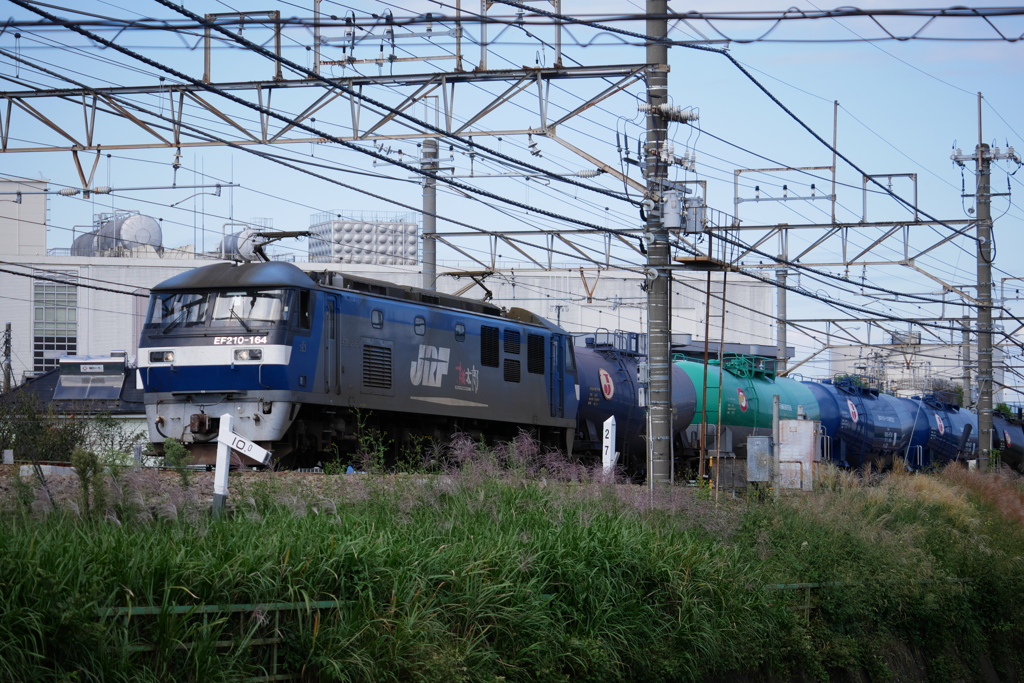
[96,213,163,252]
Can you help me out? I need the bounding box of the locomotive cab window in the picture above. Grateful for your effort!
[564,339,577,374]
[371,309,384,329]
[296,290,312,329]
[414,316,426,336]
[454,323,466,342]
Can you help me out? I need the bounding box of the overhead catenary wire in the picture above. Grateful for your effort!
[8,0,649,260]
[491,0,983,245]
[149,0,644,207]
[0,45,648,276]
[6,3,1015,362]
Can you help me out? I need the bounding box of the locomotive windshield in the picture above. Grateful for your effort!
[211,290,290,326]
[146,292,209,331]
[145,288,295,332]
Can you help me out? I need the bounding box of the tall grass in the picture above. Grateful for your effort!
[737,462,1024,680]
[0,453,781,682]
[1,451,1023,681]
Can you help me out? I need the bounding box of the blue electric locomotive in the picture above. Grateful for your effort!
[139,261,580,465]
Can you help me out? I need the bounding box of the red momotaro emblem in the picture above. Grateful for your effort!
[598,368,614,400]
[846,399,859,423]
[737,388,749,412]
[934,412,945,436]
[1006,430,1013,449]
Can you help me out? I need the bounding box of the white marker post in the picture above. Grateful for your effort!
[602,416,618,474]
[213,413,271,519]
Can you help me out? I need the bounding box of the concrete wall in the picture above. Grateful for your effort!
[0,179,47,257]
[829,343,1005,403]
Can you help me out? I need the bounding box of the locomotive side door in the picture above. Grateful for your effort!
[549,334,564,418]
[324,296,339,394]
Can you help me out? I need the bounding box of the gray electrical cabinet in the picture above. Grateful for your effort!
[747,436,772,483]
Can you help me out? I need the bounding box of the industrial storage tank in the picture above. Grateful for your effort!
[216,229,258,261]
[71,231,98,257]
[308,214,419,264]
[96,213,163,253]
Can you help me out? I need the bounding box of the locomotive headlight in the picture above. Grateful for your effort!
[149,350,174,363]
[234,348,263,361]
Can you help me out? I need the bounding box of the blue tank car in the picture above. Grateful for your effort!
[898,395,977,469]
[573,333,696,475]
[799,378,917,470]
[994,415,1024,471]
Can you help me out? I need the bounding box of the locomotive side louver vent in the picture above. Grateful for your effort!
[504,359,521,383]
[481,326,499,367]
[527,334,544,374]
[362,345,392,389]
[348,281,389,296]
[504,329,521,354]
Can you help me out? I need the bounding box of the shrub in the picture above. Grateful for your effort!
[162,438,193,489]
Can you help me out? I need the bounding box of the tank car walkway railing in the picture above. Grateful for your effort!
[764,577,972,623]
[97,599,345,682]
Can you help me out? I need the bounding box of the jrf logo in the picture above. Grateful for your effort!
[410,345,450,387]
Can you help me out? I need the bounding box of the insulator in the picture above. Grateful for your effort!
[574,169,601,178]
[93,186,112,194]
[58,187,80,196]
[636,102,699,122]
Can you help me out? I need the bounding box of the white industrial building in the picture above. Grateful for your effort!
[0,179,779,386]
[828,338,1006,405]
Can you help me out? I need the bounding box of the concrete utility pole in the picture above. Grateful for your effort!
[422,137,439,290]
[644,0,672,488]
[2,322,11,393]
[951,92,1021,471]
[976,141,994,472]
[776,269,788,374]
[962,315,972,407]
